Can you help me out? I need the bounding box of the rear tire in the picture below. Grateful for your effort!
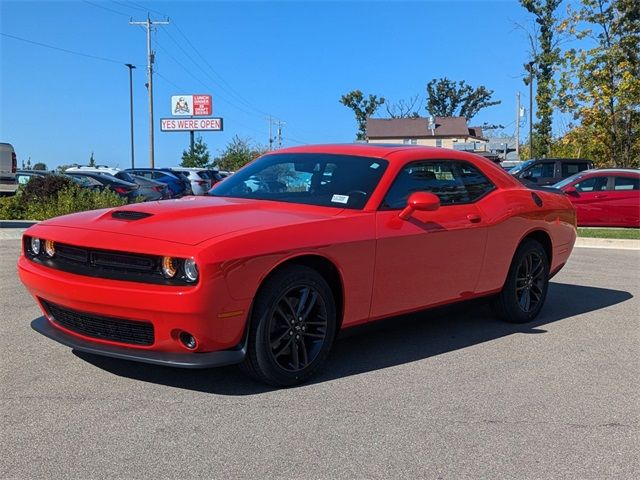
[493,239,549,324]
[240,265,336,387]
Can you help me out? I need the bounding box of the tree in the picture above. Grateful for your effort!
[520,0,562,157]
[425,78,501,120]
[56,164,76,174]
[88,152,96,167]
[214,136,266,172]
[32,162,48,171]
[558,0,640,167]
[180,135,211,168]
[339,90,385,141]
[385,95,421,119]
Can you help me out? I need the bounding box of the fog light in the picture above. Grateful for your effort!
[30,237,41,255]
[161,256,177,278]
[44,239,56,257]
[179,332,197,350]
[184,258,199,283]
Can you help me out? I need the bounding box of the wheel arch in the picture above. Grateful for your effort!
[251,254,345,332]
[518,229,553,266]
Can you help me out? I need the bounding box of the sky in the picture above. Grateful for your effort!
[1,0,541,170]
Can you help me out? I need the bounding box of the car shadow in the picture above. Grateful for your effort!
[73,282,632,395]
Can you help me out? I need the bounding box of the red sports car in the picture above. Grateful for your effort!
[553,169,640,227]
[19,145,577,386]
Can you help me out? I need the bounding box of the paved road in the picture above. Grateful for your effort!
[1,238,638,479]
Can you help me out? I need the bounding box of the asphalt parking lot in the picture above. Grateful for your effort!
[1,238,638,479]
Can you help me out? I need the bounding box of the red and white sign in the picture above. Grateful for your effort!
[171,94,212,116]
[160,117,223,132]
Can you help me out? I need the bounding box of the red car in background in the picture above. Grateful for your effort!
[19,144,577,386]
[553,169,640,227]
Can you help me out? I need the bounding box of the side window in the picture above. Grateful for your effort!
[529,162,555,178]
[562,162,588,177]
[383,160,495,209]
[613,177,639,191]
[574,177,608,192]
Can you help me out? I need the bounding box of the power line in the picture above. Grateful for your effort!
[0,32,139,66]
[82,0,130,17]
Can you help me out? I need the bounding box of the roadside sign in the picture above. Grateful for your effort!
[171,94,212,116]
[160,117,223,131]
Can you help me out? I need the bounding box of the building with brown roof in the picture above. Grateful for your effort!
[366,116,488,149]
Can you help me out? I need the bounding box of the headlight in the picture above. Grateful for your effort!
[30,237,41,255]
[44,239,56,257]
[184,258,199,283]
[161,256,178,278]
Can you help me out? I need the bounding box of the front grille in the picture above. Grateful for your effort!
[41,300,154,346]
[91,251,155,271]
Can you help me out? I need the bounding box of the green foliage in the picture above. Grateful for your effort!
[214,136,267,172]
[425,78,501,120]
[339,90,385,141]
[578,227,640,239]
[0,180,127,221]
[32,162,47,171]
[22,175,75,203]
[521,0,562,157]
[557,0,640,167]
[181,135,211,168]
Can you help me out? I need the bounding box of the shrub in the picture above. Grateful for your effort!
[0,180,127,221]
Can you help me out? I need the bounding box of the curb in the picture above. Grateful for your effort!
[574,237,640,250]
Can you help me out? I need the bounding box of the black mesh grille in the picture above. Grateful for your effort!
[41,300,154,346]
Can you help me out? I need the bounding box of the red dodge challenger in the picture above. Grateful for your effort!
[18,145,577,386]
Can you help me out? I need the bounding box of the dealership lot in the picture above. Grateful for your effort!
[1,239,638,479]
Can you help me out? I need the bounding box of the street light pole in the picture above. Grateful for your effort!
[527,61,534,158]
[125,63,136,169]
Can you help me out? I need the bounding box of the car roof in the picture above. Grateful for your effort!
[580,168,640,175]
[275,143,488,161]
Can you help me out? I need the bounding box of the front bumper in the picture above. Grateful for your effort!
[32,316,246,368]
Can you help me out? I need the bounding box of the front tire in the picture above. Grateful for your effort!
[241,265,337,387]
[493,239,549,324]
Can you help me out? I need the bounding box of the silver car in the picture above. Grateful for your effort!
[169,167,212,195]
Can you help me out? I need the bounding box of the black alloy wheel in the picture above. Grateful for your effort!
[241,265,336,386]
[268,285,328,372]
[515,250,545,313]
[493,238,550,324]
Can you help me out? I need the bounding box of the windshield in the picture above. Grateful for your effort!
[509,159,535,174]
[553,172,584,189]
[209,153,389,209]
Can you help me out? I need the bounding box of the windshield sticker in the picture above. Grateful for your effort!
[370,162,380,169]
[331,194,349,204]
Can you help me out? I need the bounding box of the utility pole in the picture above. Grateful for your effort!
[267,116,274,151]
[275,119,285,149]
[527,61,534,158]
[130,15,169,168]
[125,64,136,169]
[515,91,520,159]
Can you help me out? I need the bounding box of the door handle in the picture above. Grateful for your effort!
[467,214,482,223]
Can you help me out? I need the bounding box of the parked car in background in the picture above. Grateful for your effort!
[125,168,189,197]
[205,169,227,185]
[16,169,49,185]
[20,144,577,386]
[64,171,139,202]
[112,171,169,201]
[510,158,594,186]
[66,165,121,176]
[553,169,640,227]
[0,142,18,195]
[169,167,212,195]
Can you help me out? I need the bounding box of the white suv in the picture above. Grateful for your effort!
[65,165,122,176]
[0,143,18,195]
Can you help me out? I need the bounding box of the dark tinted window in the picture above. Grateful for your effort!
[613,176,639,191]
[211,153,388,209]
[574,176,608,192]
[562,162,590,176]
[529,162,555,178]
[383,160,495,209]
[115,171,136,183]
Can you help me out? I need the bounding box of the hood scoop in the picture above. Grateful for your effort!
[111,210,154,221]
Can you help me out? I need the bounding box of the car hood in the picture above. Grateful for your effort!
[39,196,345,246]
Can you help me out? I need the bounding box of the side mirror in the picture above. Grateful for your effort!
[399,192,440,220]
[564,186,579,197]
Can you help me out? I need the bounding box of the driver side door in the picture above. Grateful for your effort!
[370,160,492,319]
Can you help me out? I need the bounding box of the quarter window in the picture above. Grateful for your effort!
[562,162,590,176]
[382,160,495,209]
[613,176,639,190]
